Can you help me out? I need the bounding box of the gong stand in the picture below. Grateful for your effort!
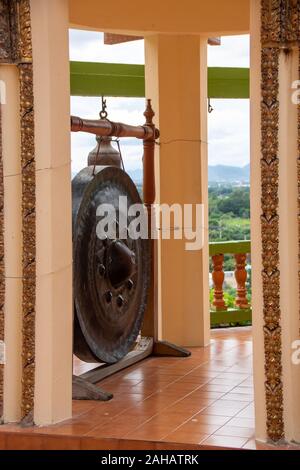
[71,100,190,401]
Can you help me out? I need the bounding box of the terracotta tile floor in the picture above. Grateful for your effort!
[0,327,299,449]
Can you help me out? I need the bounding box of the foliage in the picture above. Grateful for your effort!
[209,185,250,271]
[210,287,237,308]
[208,184,252,324]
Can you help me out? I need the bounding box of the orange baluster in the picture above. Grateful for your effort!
[212,254,227,311]
[234,253,250,309]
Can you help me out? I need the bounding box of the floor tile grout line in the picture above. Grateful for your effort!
[158,414,233,444]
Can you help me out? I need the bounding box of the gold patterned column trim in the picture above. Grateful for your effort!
[18,0,35,424]
[260,43,283,442]
[261,0,299,46]
[19,61,35,423]
[261,0,300,442]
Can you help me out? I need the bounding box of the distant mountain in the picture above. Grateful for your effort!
[208,164,250,183]
[128,164,250,184]
[72,164,250,184]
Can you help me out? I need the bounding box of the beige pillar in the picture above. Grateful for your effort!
[144,35,210,347]
[251,0,300,444]
[278,47,300,444]
[31,0,72,425]
[0,65,22,423]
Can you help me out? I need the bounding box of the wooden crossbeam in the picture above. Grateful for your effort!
[103,33,221,46]
[104,33,143,45]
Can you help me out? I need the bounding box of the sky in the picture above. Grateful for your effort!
[69,31,250,177]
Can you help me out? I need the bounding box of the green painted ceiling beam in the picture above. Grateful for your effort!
[208,67,249,99]
[70,62,145,98]
[70,61,250,99]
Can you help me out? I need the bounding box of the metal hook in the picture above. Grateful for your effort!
[208,99,214,114]
[100,96,108,120]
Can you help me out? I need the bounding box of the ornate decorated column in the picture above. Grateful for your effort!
[0,0,72,426]
[251,0,300,444]
[0,0,34,424]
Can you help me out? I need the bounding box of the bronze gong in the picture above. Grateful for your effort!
[72,165,150,364]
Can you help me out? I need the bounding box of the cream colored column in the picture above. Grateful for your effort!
[31,0,72,425]
[0,65,22,423]
[278,48,300,444]
[144,35,210,347]
[250,0,267,442]
[251,0,300,444]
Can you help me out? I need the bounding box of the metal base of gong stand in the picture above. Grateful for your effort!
[72,337,191,401]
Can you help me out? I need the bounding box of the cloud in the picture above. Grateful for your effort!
[71,96,145,122]
[69,30,144,64]
[208,99,250,167]
[208,35,249,68]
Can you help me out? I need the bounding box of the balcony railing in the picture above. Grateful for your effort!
[209,240,252,327]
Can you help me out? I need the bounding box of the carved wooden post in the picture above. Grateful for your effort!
[212,254,227,311]
[141,99,157,340]
[234,253,249,309]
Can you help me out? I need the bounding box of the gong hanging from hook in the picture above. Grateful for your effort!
[88,97,124,169]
